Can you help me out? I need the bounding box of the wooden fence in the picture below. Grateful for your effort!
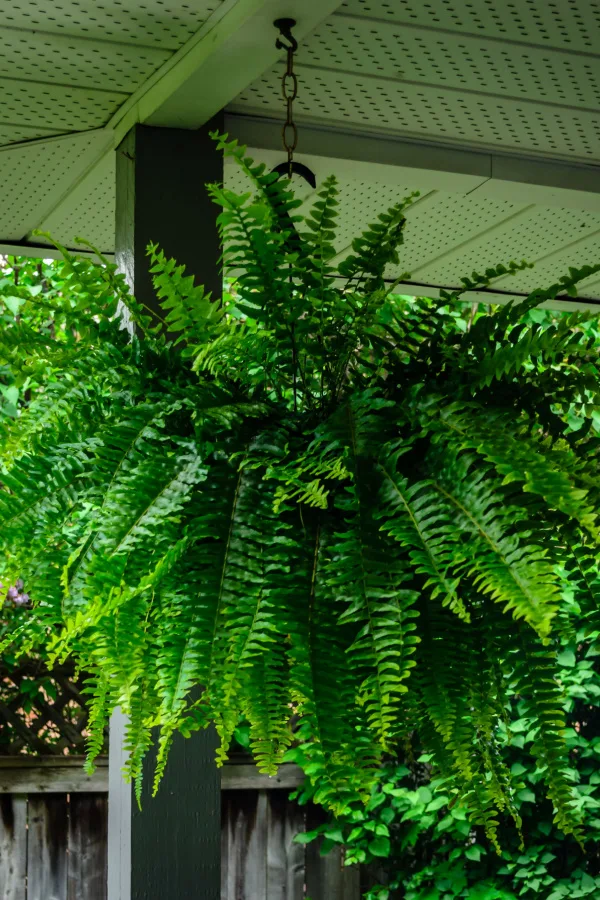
[0,758,366,900]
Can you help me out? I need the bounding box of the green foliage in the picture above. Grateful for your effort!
[303,608,600,899]
[1,136,600,848]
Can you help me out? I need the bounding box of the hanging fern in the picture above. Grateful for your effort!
[2,135,600,846]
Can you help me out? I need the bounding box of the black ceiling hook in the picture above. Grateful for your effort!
[271,160,317,189]
[274,17,298,52]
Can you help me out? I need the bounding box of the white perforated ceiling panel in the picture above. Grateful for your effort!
[302,18,600,111]
[0,124,63,145]
[0,29,170,93]
[235,69,600,160]
[223,151,600,300]
[0,0,222,149]
[5,141,599,303]
[231,0,600,162]
[490,229,600,294]
[2,0,221,49]
[0,81,128,133]
[37,152,116,253]
[410,205,600,284]
[341,0,600,51]
[0,132,111,241]
[395,193,526,274]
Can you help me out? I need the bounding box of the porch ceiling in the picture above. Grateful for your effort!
[1,0,600,305]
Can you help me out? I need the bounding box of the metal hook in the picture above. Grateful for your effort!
[271,161,317,189]
[274,17,298,52]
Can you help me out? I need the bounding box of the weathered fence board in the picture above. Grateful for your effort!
[305,805,361,900]
[0,760,108,794]
[266,790,305,900]
[0,794,27,900]
[28,794,69,900]
[67,794,108,900]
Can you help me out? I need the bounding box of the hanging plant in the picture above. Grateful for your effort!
[1,135,600,846]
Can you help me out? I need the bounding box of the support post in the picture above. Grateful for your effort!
[109,121,222,900]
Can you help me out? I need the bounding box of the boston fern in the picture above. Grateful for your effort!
[2,135,600,846]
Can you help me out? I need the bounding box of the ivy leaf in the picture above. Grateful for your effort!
[557,649,577,668]
[2,295,24,315]
[368,836,391,857]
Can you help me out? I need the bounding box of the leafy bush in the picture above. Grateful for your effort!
[1,137,600,846]
[0,255,109,754]
[301,610,600,900]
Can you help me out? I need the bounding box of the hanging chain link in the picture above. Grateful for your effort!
[275,19,298,179]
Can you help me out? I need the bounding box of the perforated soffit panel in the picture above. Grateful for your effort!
[225,155,600,302]
[14,140,600,302]
[231,0,600,163]
[0,0,222,146]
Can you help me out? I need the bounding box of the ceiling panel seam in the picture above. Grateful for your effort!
[465,178,491,195]
[0,125,71,142]
[10,129,112,241]
[330,188,440,264]
[0,74,130,98]
[333,11,600,62]
[294,62,600,117]
[490,225,600,285]
[409,204,535,275]
[0,24,181,54]
[580,277,600,292]
[22,145,113,243]
[0,127,107,156]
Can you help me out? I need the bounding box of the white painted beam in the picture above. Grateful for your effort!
[387,281,600,312]
[112,0,345,138]
[227,114,600,211]
[472,154,600,212]
[226,114,491,193]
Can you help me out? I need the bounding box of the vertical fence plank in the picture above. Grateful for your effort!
[221,793,231,900]
[28,794,68,900]
[68,794,108,900]
[283,797,306,900]
[221,789,268,899]
[305,805,361,900]
[0,794,27,900]
[266,791,305,900]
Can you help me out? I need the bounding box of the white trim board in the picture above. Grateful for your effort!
[225,114,600,212]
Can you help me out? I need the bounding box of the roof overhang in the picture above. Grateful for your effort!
[2,0,600,306]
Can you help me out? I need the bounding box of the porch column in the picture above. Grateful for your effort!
[108,121,222,900]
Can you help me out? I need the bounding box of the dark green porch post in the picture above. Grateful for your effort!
[108,120,222,900]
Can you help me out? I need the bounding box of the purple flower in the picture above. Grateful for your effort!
[6,586,18,600]
[15,578,24,591]
[13,593,30,607]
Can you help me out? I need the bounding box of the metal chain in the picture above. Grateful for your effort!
[275,19,298,179]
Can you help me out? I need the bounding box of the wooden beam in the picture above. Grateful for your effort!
[0,757,108,794]
[0,758,305,794]
[221,764,304,790]
[115,120,222,318]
